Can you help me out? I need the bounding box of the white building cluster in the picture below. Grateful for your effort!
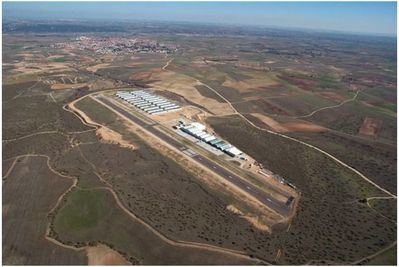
[178,122,243,157]
[116,90,181,115]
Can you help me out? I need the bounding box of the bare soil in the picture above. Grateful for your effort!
[151,105,207,123]
[358,117,383,137]
[51,83,88,90]
[150,71,234,116]
[251,113,327,133]
[69,100,138,151]
[86,245,129,265]
[222,74,278,92]
[318,92,347,102]
[86,63,111,73]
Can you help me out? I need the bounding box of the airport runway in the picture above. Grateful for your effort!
[96,95,293,216]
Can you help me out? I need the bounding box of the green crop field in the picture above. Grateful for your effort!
[55,189,109,232]
[50,56,67,62]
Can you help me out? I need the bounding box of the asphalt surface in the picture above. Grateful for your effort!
[96,95,293,216]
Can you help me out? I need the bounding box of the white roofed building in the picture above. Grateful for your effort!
[190,122,206,131]
[225,147,243,157]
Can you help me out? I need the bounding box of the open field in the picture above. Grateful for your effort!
[360,245,397,265]
[207,115,396,264]
[368,197,397,222]
[288,131,396,194]
[3,156,86,265]
[54,188,259,264]
[150,70,234,115]
[86,245,130,265]
[248,113,327,133]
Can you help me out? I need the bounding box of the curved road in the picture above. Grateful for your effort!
[295,90,361,119]
[194,79,396,198]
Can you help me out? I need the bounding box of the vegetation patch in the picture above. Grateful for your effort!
[360,245,397,265]
[55,189,109,232]
[50,56,67,62]
[368,198,397,222]
[207,115,396,264]
[289,130,396,194]
[3,156,86,265]
[53,187,257,264]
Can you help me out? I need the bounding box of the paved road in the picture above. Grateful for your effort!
[96,95,293,216]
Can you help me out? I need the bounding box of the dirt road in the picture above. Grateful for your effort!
[162,58,174,70]
[296,90,362,119]
[193,80,395,198]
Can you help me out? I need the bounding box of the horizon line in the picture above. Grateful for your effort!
[3,16,397,39]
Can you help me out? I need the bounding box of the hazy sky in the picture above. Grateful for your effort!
[3,1,397,36]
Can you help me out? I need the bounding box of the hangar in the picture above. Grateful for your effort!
[179,122,243,157]
[116,90,181,115]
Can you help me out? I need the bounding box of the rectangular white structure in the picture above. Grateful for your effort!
[204,136,216,142]
[131,98,147,102]
[131,91,146,95]
[132,100,148,104]
[163,104,178,108]
[200,133,211,140]
[122,95,139,99]
[125,97,142,101]
[163,106,180,111]
[149,99,166,103]
[152,101,169,106]
[220,144,232,151]
[116,90,181,115]
[225,147,243,157]
[129,100,145,104]
[189,129,202,135]
[141,95,156,98]
[129,96,143,100]
[153,99,169,103]
[190,122,206,131]
[143,105,159,110]
[148,108,163,113]
[136,102,150,106]
[144,107,161,112]
[197,133,209,139]
[137,104,154,108]
[134,103,149,107]
[159,104,177,109]
[178,121,242,157]
[148,99,164,103]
